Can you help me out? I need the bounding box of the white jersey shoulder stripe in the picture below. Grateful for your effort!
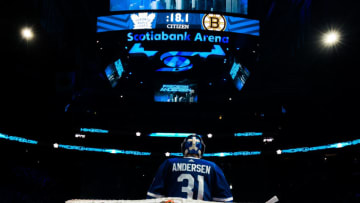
[212,196,233,202]
[147,192,165,198]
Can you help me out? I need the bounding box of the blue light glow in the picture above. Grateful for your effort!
[159,55,193,72]
[169,151,261,157]
[226,16,259,36]
[124,31,228,44]
[97,14,131,33]
[163,56,191,68]
[65,104,70,112]
[148,133,196,137]
[280,139,360,154]
[127,31,191,42]
[114,59,124,78]
[156,64,193,72]
[170,153,184,157]
[155,45,225,72]
[57,144,151,156]
[230,63,241,80]
[126,31,229,43]
[203,151,261,157]
[80,128,109,134]
[154,94,198,103]
[160,84,192,93]
[110,0,248,15]
[129,43,225,72]
[160,45,225,61]
[229,61,250,91]
[0,132,38,144]
[234,132,263,137]
[97,12,259,36]
[105,58,125,88]
[129,43,158,57]
[234,78,245,91]
[352,139,360,145]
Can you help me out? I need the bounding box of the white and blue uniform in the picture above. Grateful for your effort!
[147,157,233,202]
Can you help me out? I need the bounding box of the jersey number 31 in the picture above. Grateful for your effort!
[177,174,204,200]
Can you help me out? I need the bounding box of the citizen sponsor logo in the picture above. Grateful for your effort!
[167,24,190,29]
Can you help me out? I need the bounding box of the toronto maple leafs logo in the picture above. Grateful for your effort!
[188,137,200,151]
[131,12,156,29]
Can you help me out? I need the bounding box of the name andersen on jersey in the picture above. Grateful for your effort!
[172,162,211,175]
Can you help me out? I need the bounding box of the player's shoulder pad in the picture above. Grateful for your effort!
[166,157,182,163]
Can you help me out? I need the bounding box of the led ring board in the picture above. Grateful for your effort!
[109,0,249,16]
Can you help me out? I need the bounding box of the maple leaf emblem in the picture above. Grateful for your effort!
[131,12,155,29]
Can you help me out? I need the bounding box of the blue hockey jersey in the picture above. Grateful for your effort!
[147,157,233,202]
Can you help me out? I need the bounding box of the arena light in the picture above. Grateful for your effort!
[21,27,34,40]
[234,132,263,137]
[0,132,38,144]
[279,139,360,154]
[203,151,261,157]
[57,144,151,156]
[168,151,261,157]
[80,128,109,134]
[148,132,196,137]
[322,30,340,47]
[75,133,86,138]
[170,152,183,156]
[263,137,274,143]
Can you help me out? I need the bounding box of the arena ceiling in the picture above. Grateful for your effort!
[1,0,359,152]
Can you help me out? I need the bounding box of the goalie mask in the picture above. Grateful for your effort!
[181,135,206,157]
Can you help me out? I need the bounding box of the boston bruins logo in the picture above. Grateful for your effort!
[202,14,227,31]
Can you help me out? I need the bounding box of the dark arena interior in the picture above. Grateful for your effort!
[1,0,360,202]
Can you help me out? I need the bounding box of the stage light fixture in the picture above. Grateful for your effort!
[21,27,34,40]
[263,137,274,143]
[322,30,340,46]
[75,133,86,138]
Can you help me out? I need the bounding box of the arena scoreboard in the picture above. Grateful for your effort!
[96,10,260,104]
[97,12,259,36]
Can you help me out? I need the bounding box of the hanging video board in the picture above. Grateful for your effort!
[97,12,259,36]
[96,11,259,104]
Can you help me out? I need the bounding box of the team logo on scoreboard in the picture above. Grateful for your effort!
[202,13,227,31]
[131,12,156,29]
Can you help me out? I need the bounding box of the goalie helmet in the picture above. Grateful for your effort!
[181,134,206,157]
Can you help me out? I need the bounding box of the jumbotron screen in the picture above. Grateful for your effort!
[96,8,259,104]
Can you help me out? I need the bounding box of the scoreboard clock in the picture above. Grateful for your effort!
[166,13,189,23]
[157,12,202,30]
